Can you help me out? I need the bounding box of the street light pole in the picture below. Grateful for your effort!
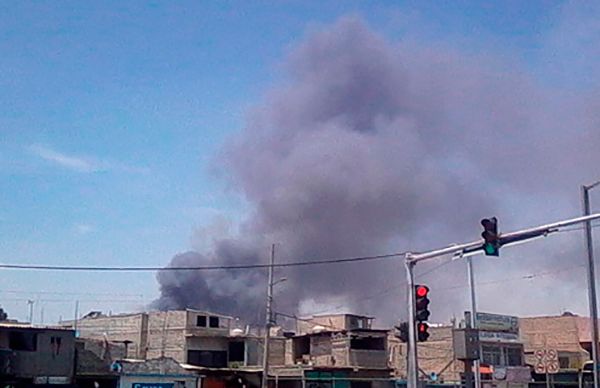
[583,182,600,388]
[404,212,600,388]
[467,257,481,388]
[405,257,419,388]
[262,244,275,388]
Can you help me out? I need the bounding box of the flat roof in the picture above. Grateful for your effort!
[293,328,389,338]
[0,322,74,332]
[304,313,375,319]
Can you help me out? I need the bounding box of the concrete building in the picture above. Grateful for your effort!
[389,313,528,385]
[388,325,462,383]
[274,314,393,388]
[63,309,286,372]
[519,313,593,371]
[0,322,76,386]
[114,358,199,388]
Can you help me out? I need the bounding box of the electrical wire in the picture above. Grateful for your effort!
[0,289,144,297]
[1,218,597,273]
[436,264,585,292]
[0,251,407,272]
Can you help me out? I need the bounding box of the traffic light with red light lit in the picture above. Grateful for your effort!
[481,217,500,256]
[417,322,430,342]
[415,285,430,321]
[414,284,430,342]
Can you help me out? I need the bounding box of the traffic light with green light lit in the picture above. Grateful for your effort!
[481,217,500,256]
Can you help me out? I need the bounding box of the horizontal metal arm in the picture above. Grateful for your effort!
[407,213,600,264]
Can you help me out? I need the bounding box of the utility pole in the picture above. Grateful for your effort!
[583,183,600,388]
[404,212,600,388]
[467,257,481,388]
[404,257,418,388]
[27,299,34,324]
[262,244,275,388]
[74,300,80,334]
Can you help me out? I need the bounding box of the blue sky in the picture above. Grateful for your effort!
[0,1,584,323]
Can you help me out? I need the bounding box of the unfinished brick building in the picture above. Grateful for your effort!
[62,309,285,369]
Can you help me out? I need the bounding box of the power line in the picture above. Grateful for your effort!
[436,264,584,292]
[4,218,596,273]
[0,251,407,272]
[0,289,144,297]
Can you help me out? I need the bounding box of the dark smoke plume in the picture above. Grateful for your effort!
[154,13,600,323]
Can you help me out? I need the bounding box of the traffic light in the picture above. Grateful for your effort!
[417,322,430,342]
[395,321,409,343]
[481,217,500,256]
[415,285,430,321]
[415,284,430,342]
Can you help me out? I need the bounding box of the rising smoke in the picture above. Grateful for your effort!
[154,12,600,324]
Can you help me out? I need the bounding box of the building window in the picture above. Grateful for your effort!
[197,315,207,327]
[506,347,523,366]
[350,337,385,350]
[482,345,503,366]
[50,336,62,356]
[9,331,37,351]
[187,350,227,367]
[228,341,245,362]
[559,356,570,369]
[209,316,219,328]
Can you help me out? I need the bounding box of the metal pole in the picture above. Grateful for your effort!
[410,213,600,264]
[262,244,275,388]
[583,185,600,388]
[74,300,79,334]
[27,300,34,324]
[467,257,481,388]
[405,255,419,388]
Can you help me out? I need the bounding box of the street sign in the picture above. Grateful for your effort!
[535,363,547,374]
[534,349,546,360]
[533,348,559,374]
[546,362,560,374]
[465,311,519,333]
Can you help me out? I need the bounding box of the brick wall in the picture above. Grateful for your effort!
[388,326,462,382]
[71,313,146,359]
[519,316,590,369]
[146,311,187,362]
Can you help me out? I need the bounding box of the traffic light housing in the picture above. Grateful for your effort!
[395,321,409,343]
[417,322,430,342]
[415,284,430,342]
[415,285,430,321]
[481,217,500,256]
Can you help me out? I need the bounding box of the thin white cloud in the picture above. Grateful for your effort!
[29,144,97,172]
[74,223,94,235]
[27,144,149,174]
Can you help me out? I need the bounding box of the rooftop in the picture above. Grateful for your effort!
[0,321,74,332]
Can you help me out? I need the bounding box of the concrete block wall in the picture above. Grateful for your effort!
[388,327,462,382]
[8,328,76,381]
[71,313,146,359]
[146,311,187,362]
[331,336,349,366]
[519,316,587,353]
